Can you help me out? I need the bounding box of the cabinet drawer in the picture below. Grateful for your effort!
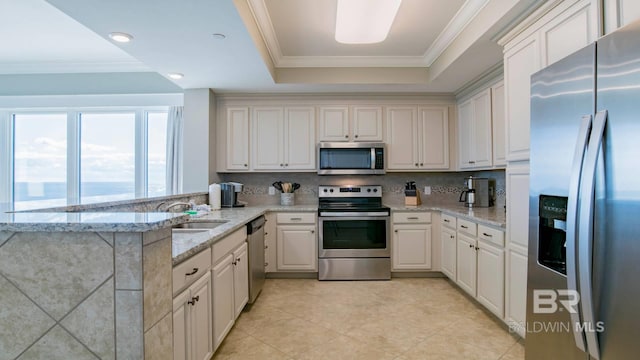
[441,213,457,229]
[212,227,247,264]
[393,212,431,223]
[478,224,505,247]
[173,247,211,296]
[457,218,477,236]
[276,213,316,224]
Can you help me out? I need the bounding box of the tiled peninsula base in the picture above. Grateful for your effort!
[0,228,173,360]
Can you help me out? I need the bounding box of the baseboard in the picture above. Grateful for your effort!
[266,272,318,279]
[391,271,446,278]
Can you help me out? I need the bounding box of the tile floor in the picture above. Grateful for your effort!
[213,278,524,360]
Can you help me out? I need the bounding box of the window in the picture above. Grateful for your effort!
[4,107,169,211]
[13,113,67,210]
[80,112,136,204]
[147,112,168,197]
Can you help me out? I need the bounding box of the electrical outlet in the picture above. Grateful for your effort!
[424,186,431,195]
[268,186,276,195]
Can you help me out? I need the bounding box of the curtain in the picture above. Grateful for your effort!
[165,106,183,195]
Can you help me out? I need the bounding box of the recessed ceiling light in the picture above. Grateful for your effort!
[335,0,402,44]
[212,33,226,40]
[108,32,133,43]
[168,73,184,80]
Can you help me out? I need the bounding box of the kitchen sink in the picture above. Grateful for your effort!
[173,221,227,230]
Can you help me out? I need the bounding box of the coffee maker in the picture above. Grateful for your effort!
[459,176,495,208]
[220,182,244,207]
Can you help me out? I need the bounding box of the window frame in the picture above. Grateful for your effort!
[1,106,169,211]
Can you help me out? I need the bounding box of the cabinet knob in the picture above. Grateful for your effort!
[345,135,349,138]
[415,163,419,167]
[244,164,248,167]
[280,163,284,167]
[311,230,315,234]
[265,245,269,249]
[469,244,473,248]
[475,246,480,250]
[187,295,200,306]
[482,232,492,237]
[469,161,475,164]
[232,260,237,265]
[450,235,455,239]
[420,163,423,166]
[264,262,269,267]
[355,134,359,138]
[394,229,398,233]
[237,257,241,263]
[285,163,288,167]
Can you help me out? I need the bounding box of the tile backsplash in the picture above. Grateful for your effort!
[220,170,506,207]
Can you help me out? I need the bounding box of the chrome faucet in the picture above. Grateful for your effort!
[157,201,195,212]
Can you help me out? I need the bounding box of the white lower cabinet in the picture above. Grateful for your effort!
[392,212,432,271]
[506,246,528,337]
[276,213,317,272]
[456,232,478,296]
[173,248,213,360]
[440,214,457,281]
[211,228,249,350]
[452,217,506,319]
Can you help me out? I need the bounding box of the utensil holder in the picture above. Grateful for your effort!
[280,193,295,206]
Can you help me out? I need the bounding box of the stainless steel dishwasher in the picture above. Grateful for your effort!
[246,216,265,303]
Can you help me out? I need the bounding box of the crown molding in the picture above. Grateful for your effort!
[454,61,503,101]
[0,60,150,74]
[422,0,490,66]
[247,0,487,69]
[495,0,565,46]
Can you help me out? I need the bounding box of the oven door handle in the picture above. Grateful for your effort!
[319,215,390,221]
[319,212,389,217]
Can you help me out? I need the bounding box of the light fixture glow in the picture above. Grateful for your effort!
[168,73,184,80]
[335,0,402,44]
[108,32,133,43]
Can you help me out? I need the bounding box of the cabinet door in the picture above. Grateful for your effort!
[506,248,528,338]
[252,107,284,170]
[233,242,249,317]
[392,224,432,270]
[419,106,449,169]
[506,162,530,250]
[191,272,213,360]
[477,240,505,319]
[318,106,349,141]
[226,107,249,171]
[386,106,419,170]
[491,82,506,167]
[352,106,383,141]
[440,226,457,280]
[471,89,493,168]
[457,100,473,168]
[504,36,540,161]
[173,289,191,360]
[276,225,317,271]
[604,0,640,33]
[540,0,595,67]
[456,233,477,296]
[212,254,235,350]
[284,107,315,170]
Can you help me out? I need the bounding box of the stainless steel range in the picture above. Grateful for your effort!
[317,185,390,280]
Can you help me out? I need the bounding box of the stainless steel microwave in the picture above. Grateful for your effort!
[317,142,385,175]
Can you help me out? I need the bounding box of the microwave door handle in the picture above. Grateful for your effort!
[578,110,607,360]
[566,114,592,353]
[371,148,375,169]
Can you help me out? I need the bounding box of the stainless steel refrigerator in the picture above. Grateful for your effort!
[528,20,640,359]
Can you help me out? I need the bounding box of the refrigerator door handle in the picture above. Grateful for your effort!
[578,109,607,360]
[566,114,593,353]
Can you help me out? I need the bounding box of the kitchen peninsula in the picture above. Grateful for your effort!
[0,196,505,360]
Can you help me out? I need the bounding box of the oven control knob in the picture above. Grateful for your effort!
[329,189,334,193]
[367,188,371,192]
[323,189,328,193]
[373,189,378,193]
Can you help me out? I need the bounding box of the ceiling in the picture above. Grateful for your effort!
[1,0,545,94]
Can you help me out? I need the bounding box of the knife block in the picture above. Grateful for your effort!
[404,190,421,206]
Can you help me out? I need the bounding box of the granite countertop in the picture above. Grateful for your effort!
[0,212,189,232]
[172,205,317,265]
[387,202,506,229]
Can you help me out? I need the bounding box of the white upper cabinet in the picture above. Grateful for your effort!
[318,106,349,141]
[351,106,383,141]
[225,107,250,171]
[386,105,449,171]
[604,0,640,33]
[501,0,598,162]
[251,106,315,171]
[318,105,383,142]
[491,81,506,167]
[458,89,492,169]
